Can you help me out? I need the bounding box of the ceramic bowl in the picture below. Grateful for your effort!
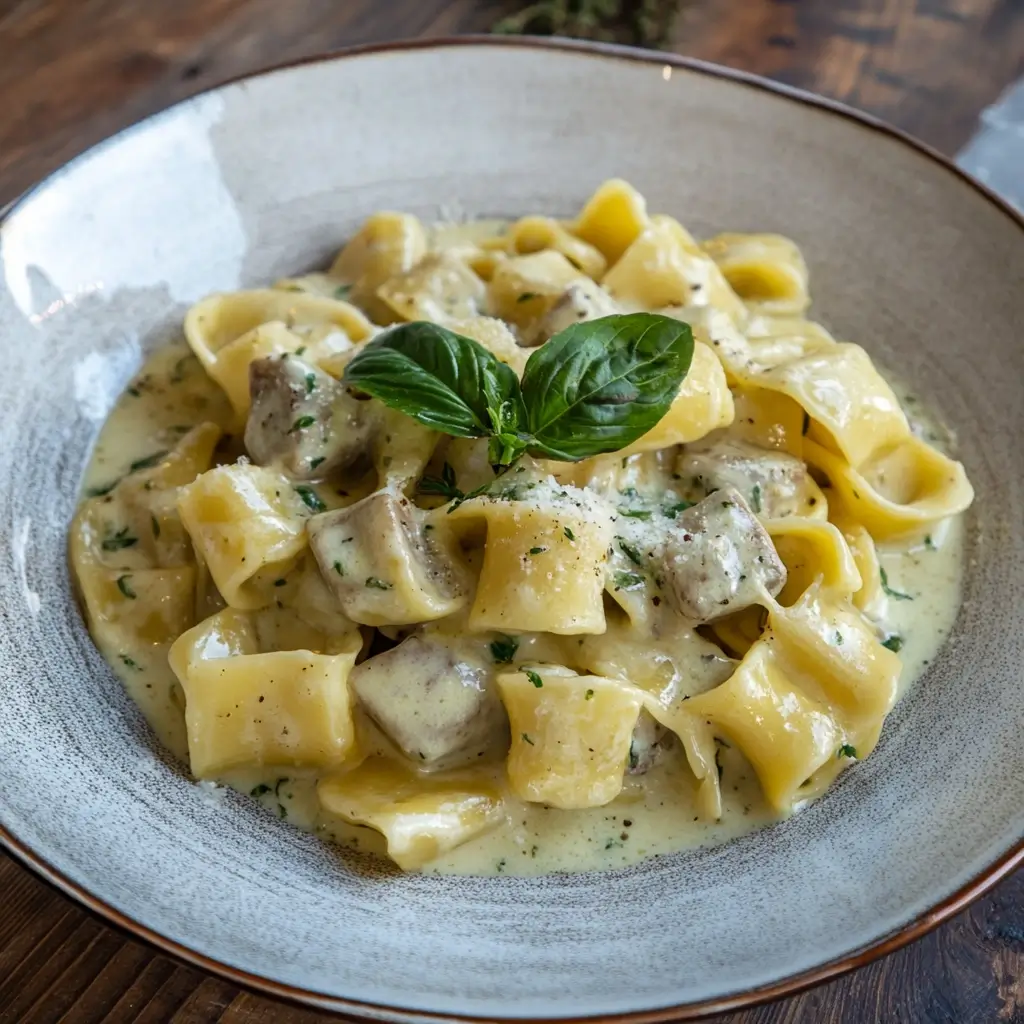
[0,37,1021,1022]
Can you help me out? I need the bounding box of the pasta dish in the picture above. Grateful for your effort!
[70,180,974,874]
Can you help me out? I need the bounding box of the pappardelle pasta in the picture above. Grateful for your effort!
[71,180,974,874]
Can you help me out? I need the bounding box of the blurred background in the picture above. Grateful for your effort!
[0,0,1021,207]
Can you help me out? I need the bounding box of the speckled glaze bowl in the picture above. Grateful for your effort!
[0,37,1021,1022]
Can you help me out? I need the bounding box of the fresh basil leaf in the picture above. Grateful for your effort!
[344,322,525,440]
[520,314,693,461]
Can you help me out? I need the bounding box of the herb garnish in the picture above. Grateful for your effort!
[334,284,352,300]
[613,571,645,591]
[751,483,762,514]
[585,688,595,700]
[528,546,547,555]
[295,485,326,513]
[101,527,138,552]
[879,567,913,601]
[343,314,694,468]
[333,560,344,576]
[309,456,326,470]
[521,732,535,746]
[525,669,544,688]
[618,508,652,520]
[490,634,519,664]
[662,500,693,518]
[365,577,392,590]
[304,372,317,395]
[129,450,168,472]
[617,537,643,566]
[119,654,141,670]
[563,526,575,541]
[116,575,136,599]
[291,415,316,433]
[419,462,462,500]
[837,744,858,760]
[881,634,903,653]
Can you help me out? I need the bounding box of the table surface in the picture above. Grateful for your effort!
[1,1,1022,1021]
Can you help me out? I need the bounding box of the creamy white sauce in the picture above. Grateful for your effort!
[79,337,966,877]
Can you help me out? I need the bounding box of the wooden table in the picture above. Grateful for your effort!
[1,2,1022,1021]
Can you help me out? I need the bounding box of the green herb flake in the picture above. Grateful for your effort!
[563,526,575,541]
[751,483,763,514]
[101,527,138,552]
[129,450,168,473]
[521,732,535,746]
[837,744,858,760]
[663,500,693,518]
[309,456,326,470]
[525,669,544,688]
[924,534,935,550]
[365,577,392,590]
[616,537,644,566]
[305,372,317,395]
[489,634,519,664]
[614,571,645,591]
[833,630,844,646]
[419,462,464,501]
[618,508,652,520]
[333,560,344,576]
[879,567,913,601]
[116,575,137,599]
[119,654,141,670]
[291,415,316,433]
[334,284,352,300]
[881,633,904,653]
[528,546,547,555]
[295,345,307,356]
[585,688,595,700]
[295,485,327,513]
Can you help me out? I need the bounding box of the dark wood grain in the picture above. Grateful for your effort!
[1,1,1022,1021]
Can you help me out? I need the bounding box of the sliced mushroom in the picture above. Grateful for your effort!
[245,355,371,479]
[662,487,786,623]
[350,636,508,771]
[307,489,467,626]
[627,710,670,776]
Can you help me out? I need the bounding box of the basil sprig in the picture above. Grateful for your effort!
[344,313,693,466]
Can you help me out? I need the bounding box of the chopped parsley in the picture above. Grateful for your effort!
[751,483,762,514]
[295,345,307,356]
[833,630,844,646]
[418,462,462,501]
[618,507,652,520]
[291,415,316,433]
[585,688,594,700]
[295,485,326,513]
[334,284,352,299]
[333,560,344,576]
[879,567,913,601]
[101,527,138,552]
[528,546,547,555]
[521,732,535,746]
[525,669,544,688]
[613,571,645,591]
[489,634,519,664]
[881,633,903,653]
[129,450,168,472]
[309,456,326,470]
[837,744,858,760]
[563,526,575,541]
[304,372,317,395]
[118,654,141,670]
[662,500,694,518]
[116,575,136,599]
[616,537,643,566]
[924,534,936,550]
[365,576,392,590]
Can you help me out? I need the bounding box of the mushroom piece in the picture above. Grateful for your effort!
[677,438,820,519]
[350,636,508,771]
[244,355,372,480]
[307,489,467,626]
[662,487,786,623]
[627,710,670,776]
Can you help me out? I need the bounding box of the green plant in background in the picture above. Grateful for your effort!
[494,0,681,49]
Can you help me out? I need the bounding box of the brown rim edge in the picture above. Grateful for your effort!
[1,32,1022,1024]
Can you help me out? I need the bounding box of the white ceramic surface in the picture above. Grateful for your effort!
[0,38,1021,1021]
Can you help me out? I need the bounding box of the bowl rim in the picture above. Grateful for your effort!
[1,32,1021,1023]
